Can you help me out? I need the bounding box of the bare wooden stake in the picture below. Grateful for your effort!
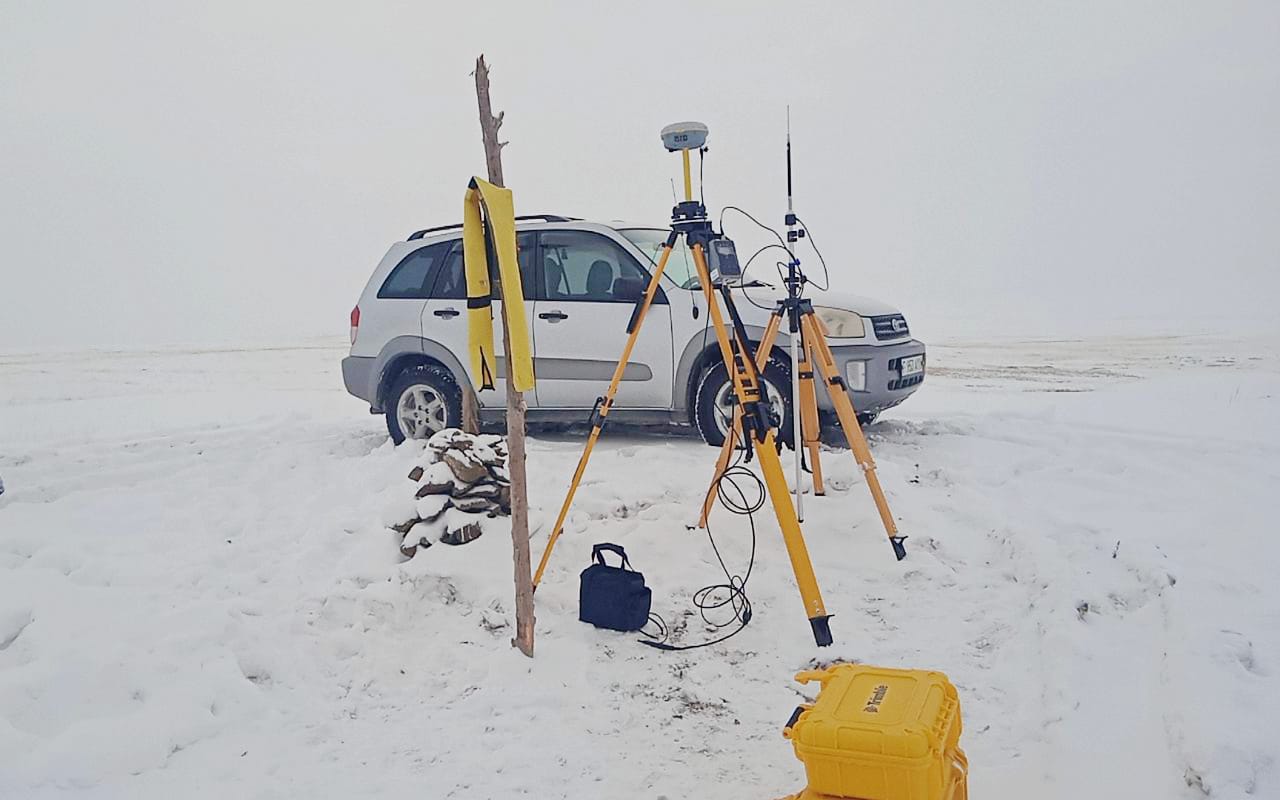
[474,54,535,657]
[461,387,480,434]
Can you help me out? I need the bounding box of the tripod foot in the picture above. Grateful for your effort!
[890,536,908,561]
[809,615,834,647]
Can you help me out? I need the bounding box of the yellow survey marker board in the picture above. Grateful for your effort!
[462,177,535,393]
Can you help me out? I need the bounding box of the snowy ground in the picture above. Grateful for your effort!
[1,332,1278,799]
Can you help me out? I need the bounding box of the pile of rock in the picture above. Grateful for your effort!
[393,428,510,557]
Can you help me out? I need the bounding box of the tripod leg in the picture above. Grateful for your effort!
[532,238,678,588]
[801,314,907,561]
[691,245,832,645]
[697,310,784,528]
[755,428,833,645]
[796,333,824,496]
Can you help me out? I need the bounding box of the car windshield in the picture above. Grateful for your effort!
[618,229,700,289]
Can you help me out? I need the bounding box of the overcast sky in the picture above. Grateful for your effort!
[2,1,1277,349]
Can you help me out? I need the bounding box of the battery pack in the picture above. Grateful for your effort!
[781,664,967,800]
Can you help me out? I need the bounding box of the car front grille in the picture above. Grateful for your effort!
[870,314,910,340]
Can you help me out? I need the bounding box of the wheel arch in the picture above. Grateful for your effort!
[373,336,472,411]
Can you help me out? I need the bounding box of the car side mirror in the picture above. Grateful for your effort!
[613,276,645,302]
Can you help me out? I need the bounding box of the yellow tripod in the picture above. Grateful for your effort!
[532,124,834,646]
[697,299,908,561]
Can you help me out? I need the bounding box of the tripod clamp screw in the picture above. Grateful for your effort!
[588,396,610,431]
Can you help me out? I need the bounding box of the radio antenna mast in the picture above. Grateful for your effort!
[786,108,795,232]
[784,106,806,520]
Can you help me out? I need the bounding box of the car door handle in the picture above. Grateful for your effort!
[538,310,568,322]
[433,308,460,319]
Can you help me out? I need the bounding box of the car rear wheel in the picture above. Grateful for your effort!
[386,364,463,444]
[694,356,793,448]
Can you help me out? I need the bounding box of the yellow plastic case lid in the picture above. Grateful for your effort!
[784,664,962,761]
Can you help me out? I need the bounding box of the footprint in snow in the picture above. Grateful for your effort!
[1220,629,1266,676]
[0,611,34,651]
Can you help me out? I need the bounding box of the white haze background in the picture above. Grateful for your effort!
[2,1,1278,349]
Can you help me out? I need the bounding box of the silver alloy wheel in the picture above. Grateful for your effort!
[711,375,787,440]
[396,384,448,440]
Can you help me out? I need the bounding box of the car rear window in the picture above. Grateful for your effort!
[378,241,453,299]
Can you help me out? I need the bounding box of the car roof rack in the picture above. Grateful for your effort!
[407,214,578,241]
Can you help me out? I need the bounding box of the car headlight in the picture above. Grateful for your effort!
[813,307,865,339]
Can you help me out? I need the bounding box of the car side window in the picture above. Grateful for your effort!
[539,231,650,303]
[517,232,537,297]
[432,242,467,300]
[444,231,537,300]
[378,241,452,299]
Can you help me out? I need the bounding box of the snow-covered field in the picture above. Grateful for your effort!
[1,332,1277,799]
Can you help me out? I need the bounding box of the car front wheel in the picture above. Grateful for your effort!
[386,364,463,444]
[694,357,793,448]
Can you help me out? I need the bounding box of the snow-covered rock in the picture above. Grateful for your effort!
[393,428,511,556]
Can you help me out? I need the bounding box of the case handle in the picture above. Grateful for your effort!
[781,704,811,739]
[592,543,633,570]
[794,668,836,686]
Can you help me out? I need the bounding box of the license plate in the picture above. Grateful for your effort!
[899,355,924,376]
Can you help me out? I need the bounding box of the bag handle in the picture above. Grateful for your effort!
[592,543,633,570]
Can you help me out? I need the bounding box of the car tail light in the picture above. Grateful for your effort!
[350,305,360,344]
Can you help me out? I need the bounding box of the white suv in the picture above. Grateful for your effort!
[342,216,925,445]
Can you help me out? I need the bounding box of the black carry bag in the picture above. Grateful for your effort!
[579,543,652,632]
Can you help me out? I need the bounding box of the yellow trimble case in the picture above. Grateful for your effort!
[781,664,967,800]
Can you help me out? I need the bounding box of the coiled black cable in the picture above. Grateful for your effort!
[719,206,830,294]
[735,243,794,311]
[793,214,831,291]
[641,425,764,651]
[720,205,788,248]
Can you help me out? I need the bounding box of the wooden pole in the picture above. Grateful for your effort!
[473,54,535,657]
[461,386,480,434]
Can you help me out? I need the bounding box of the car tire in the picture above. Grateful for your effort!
[856,412,878,427]
[385,364,463,445]
[694,356,793,448]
